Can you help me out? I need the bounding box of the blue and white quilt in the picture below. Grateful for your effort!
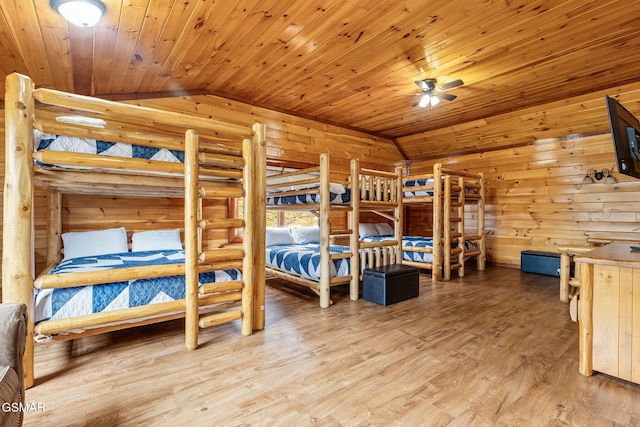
[34,249,241,323]
[266,188,351,206]
[34,130,184,166]
[403,179,434,197]
[265,243,350,280]
[361,235,435,263]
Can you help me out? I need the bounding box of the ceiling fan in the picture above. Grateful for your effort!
[415,78,464,108]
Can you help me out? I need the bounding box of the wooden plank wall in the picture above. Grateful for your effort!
[402,81,640,267]
[0,94,403,297]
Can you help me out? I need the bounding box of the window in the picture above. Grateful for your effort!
[229,199,318,242]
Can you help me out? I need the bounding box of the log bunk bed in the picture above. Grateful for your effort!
[264,153,402,308]
[2,73,266,388]
[398,163,486,281]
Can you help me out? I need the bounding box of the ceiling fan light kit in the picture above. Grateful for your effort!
[415,78,463,108]
[50,0,106,28]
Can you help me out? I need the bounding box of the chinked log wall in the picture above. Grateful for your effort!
[402,81,640,267]
[0,93,403,289]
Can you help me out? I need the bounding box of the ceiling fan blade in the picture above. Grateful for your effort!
[415,80,428,91]
[438,93,457,101]
[438,79,464,90]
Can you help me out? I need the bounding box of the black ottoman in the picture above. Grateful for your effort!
[362,264,420,306]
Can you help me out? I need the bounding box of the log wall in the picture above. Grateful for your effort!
[402,82,640,267]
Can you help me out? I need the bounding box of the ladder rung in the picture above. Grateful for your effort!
[199,218,244,230]
[198,260,243,272]
[199,248,244,264]
[330,228,351,235]
[330,252,353,260]
[465,250,481,257]
[200,280,243,295]
[199,310,242,329]
[199,184,243,199]
[199,290,242,307]
[198,152,244,169]
[465,235,481,241]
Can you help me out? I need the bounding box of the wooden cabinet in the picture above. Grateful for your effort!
[576,243,640,383]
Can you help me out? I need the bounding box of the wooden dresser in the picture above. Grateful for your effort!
[576,242,640,384]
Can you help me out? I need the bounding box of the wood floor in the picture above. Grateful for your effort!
[23,265,640,426]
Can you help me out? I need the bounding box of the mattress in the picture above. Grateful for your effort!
[265,243,350,280]
[266,188,351,206]
[34,130,184,166]
[403,179,434,197]
[362,235,435,263]
[34,249,241,323]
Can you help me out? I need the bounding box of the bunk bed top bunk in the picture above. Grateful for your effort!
[2,72,266,388]
[399,163,486,281]
[264,153,403,308]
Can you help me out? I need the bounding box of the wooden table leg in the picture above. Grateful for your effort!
[560,250,570,302]
[579,261,594,376]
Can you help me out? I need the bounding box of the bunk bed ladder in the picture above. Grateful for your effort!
[453,176,466,278]
[184,127,265,349]
[462,176,486,271]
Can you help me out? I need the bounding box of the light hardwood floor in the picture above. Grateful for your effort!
[23,265,640,426]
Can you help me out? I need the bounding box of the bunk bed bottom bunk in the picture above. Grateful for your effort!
[34,249,242,337]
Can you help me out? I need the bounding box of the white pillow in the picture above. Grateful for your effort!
[62,227,128,260]
[266,227,293,246]
[375,222,394,236]
[131,229,183,252]
[290,226,320,244]
[358,223,379,238]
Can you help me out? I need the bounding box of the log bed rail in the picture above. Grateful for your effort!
[2,73,266,388]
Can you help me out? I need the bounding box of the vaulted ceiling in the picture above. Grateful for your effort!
[1,0,639,154]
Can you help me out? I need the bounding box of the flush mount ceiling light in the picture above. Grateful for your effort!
[50,0,106,28]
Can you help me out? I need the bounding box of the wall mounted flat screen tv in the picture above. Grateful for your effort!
[605,95,640,179]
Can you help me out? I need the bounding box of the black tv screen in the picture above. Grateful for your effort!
[605,95,640,179]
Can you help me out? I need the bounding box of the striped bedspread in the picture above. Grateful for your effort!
[34,249,240,323]
[265,243,351,280]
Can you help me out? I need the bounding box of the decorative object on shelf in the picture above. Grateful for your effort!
[50,0,106,28]
[581,168,617,184]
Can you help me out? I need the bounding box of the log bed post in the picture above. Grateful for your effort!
[350,158,361,300]
[432,163,443,281]
[478,172,486,270]
[395,166,404,264]
[2,73,36,388]
[47,191,63,266]
[249,122,266,331]
[443,175,452,281]
[457,176,466,278]
[184,129,200,350]
[319,153,331,308]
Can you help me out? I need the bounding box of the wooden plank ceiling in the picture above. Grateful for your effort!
[1,0,639,160]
